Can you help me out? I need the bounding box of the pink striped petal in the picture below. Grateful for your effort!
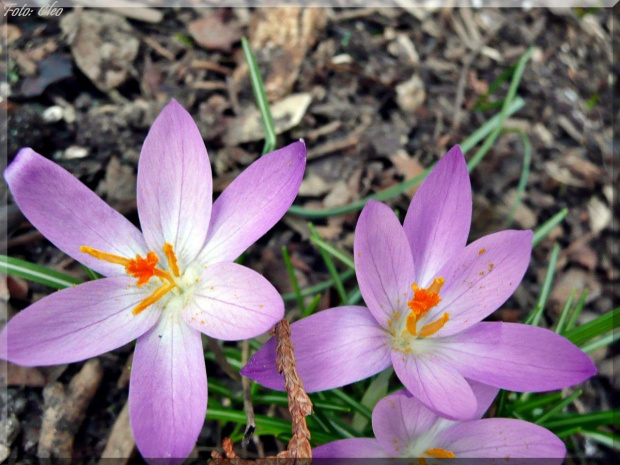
[435,418,565,462]
[5,148,148,277]
[354,200,415,328]
[403,146,471,287]
[241,306,391,392]
[0,277,159,366]
[423,230,533,337]
[391,350,477,421]
[137,99,213,270]
[437,322,597,391]
[372,390,438,455]
[199,141,306,265]
[129,317,207,460]
[313,438,389,459]
[182,262,283,341]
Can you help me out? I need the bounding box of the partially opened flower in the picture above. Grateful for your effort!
[313,382,566,464]
[0,100,306,460]
[242,146,595,420]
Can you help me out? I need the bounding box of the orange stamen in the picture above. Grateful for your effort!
[163,243,180,277]
[125,252,160,286]
[418,313,450,338]
[406,277,445,335]
[425,448,455,459]
[133,282,176,315]
[79,246,131,266]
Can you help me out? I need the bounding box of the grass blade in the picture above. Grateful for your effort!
[565,289,589,331]
[524,242,560,326]
[282,245,305,314]
[532,208,568,247]
[505,129,532,226]
[309,235,355,270]
[563,308,619,346]
[353,367,393,432]
[534,390,582,425]
[554,289,577,334]
[308,223,347,303]
[0,255,82,290]
[302,293,323,318]
[282,269,356,302]
[241,37,276,155]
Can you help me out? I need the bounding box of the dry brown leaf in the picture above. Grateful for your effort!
[390,150,425,199]
[223,93,312,146]
[188,12,242,52]
[60,11,139,91]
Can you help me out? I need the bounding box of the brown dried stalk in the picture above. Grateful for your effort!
[210,318,313,464]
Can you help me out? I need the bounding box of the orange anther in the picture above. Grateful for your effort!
[418,313,450,338]
[163,243,180,277]
[406,277,445,335]
[425,448,455,459]
[79,246,131,266]
[133,282,176,315]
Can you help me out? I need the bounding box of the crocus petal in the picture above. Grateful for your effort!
[354,200,415,328]
[424,229,533,337]
[129,316,207,460]
[437,322,597,391]
[137,99,213,270]
[182,262,283,341]
[241,306,391,392]
[403,145,472,287]
[435,418,565,463]
[372,390,438,455]
[469,380,500,419]
[313,438,389,460]
[0,277,159,366]
[391,351,477,420]
[5,148,148,277]
[198,141,306,265]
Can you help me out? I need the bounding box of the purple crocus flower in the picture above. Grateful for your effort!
[242,146,595,420]
[313,382,566,463]
[0,100,306,460]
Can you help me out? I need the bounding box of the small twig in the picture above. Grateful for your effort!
[241,340,256,449]
[207,338,241,382]
[191,59,233,75]
[38,359,103,459]
[142,36,175,61]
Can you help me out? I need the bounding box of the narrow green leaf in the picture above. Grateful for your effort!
[580,330,620,353]
[554,288,577,334]
[525,243,560,326]
[302,293,323,318]
[309,235,355,270]
[326,388,372,420]
[282,245,305,314]
[534,390,582,425]
[0,255,82,290]
[505,129,532,226]
[512,392,564,414]
[241,37,276,155]
[565,289,589,331]
[563,308,619,346]
[346,286,362,305]
[579,430,620,451]
[308,223,347,303]
[532,209,568,247]
[543,410,619,430]
[466,46,534,172]
[282,269,356,302]
[353,367,393,431]
[81,265,103,281]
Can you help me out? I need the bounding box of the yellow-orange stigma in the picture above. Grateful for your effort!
[405,277,449,338]
[425,448,455,459]
[79,243,181,315]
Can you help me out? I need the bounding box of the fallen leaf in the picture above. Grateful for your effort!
[21,55,73,97]
[60,11,139,91]
[390,150,425,199]
[223,93,312,146]
[188,12,242,52]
